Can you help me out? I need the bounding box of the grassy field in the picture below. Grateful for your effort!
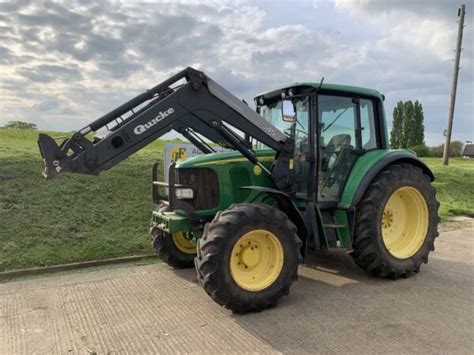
[0,128,473,271]
[423,157,474,219]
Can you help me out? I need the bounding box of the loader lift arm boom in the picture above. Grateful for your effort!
[38,67,295,192]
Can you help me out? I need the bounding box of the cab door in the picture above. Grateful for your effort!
[317,95,378,203]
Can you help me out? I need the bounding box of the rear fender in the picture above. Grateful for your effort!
[347,153,434,209]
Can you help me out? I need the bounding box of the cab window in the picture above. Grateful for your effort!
[360,99,377,150]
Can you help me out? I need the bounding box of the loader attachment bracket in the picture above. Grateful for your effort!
[38,133,70,179]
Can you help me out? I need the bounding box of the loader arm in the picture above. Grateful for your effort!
[38,67,295,192]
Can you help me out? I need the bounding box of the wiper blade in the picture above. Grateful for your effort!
[323,107,349,133]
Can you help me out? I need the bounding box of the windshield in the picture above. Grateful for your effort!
[259,97,309,140]
[258,96,310,195]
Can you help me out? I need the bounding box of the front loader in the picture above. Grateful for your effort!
[38,67,439,313]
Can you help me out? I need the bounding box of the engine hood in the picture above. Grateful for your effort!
[176,148,275,169]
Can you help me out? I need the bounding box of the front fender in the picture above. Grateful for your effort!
[240,186,309,255]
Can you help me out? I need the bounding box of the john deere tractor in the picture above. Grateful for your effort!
[38,67,439,313]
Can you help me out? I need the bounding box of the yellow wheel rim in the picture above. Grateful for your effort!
[172,232,196,255]
[381,186,429,259]
[229,229,284,292]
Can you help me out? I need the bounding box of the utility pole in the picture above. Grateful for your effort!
[443,4,466,165]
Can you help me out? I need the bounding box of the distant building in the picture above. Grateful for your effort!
[461,142,474,158]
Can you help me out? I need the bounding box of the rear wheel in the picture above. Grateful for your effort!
[195,203,302,313]
[351,163,439,279]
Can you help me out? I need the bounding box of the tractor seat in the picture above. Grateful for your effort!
[326,134,352,170]
[327,134,352,152]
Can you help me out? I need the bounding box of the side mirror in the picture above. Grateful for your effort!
[282,100,296,122]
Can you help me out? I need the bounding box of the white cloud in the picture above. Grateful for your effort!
[330,0,473,144]
[334,0,458,60]
[0,0,472,145]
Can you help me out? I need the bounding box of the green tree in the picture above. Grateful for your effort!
[401,101,414,148]
[390,100,426,149]
[2,121,38,130]
[412,101,425,146]
[390,101,404,148]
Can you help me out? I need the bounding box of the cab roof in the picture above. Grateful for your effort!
[257,82,384,101]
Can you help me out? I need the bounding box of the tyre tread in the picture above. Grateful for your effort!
[351,163,439,279]
[195,203,301,313]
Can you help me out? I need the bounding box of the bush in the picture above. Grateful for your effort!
[412,145,430,157]
[428,145,444,157]
[427,141,463,157]
[450,141,464,157]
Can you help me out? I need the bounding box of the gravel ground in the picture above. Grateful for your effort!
[1,220,473,354]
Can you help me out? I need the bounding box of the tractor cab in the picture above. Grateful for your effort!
[254,83,387,203]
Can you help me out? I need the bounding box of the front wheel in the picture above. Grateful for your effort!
[151,228,196,268]
[351,163,440,279]
[195,203,302,313]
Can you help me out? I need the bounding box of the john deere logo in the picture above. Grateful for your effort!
[253,165,262,176]
[170,147,187,161]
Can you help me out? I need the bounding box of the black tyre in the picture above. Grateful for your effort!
[151,228,196,268]
[351,163,440,279]
[195,203,302,313]
[150,205,196,268]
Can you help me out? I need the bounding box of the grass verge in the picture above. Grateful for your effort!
[0,129,171,271]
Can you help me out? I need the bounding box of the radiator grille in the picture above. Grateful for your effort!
[175,168,219,210]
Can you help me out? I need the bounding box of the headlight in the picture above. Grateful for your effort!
[175,188,194,200]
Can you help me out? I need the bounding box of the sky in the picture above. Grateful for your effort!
[0,0,472,146]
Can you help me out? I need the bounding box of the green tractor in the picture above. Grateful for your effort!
[38,67,439,313]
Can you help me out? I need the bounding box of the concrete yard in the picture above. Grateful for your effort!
[1,221,473,354]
